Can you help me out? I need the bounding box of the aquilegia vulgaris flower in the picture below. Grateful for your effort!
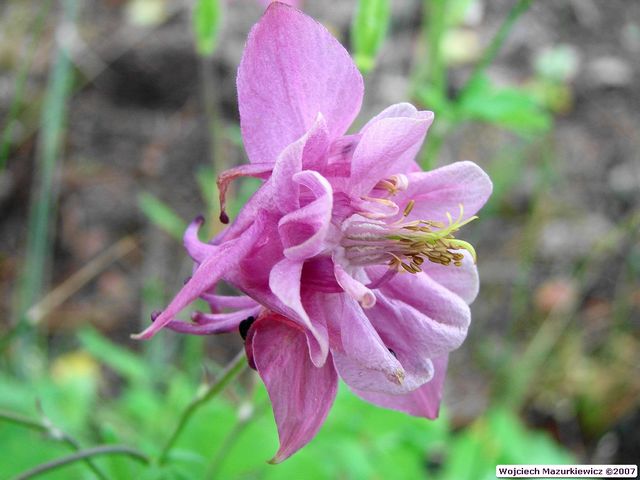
[134,2,492,463]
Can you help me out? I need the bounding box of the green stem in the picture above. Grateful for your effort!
[157,350,247,465]
[12,445,149,480]
[0,409,109,480]
[458,0,532,98]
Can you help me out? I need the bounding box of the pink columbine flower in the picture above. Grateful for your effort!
[134,3,492,462]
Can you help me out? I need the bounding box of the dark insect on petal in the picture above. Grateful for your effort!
[239,316,256,340]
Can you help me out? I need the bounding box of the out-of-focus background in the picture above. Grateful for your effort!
[1,0,639,478]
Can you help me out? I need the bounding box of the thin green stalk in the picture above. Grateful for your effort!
[157,350,247,465]
[0,408,109,480]
[458,0,532,98]
[13,0,78,354]
[0,1,52,170]
[12,445,149,480]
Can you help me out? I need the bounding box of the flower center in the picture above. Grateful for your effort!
[340,204,478,273]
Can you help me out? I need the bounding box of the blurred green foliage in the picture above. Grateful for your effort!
[352,0,391,73]
[193,0,222,57]
[0,328,574,479]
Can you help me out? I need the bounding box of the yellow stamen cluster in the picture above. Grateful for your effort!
[386,204,478,273]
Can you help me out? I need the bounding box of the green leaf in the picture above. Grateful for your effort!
[457,76,552,134]
[138,192,186,241]
[192,0,221,57]
[352,0,391,73]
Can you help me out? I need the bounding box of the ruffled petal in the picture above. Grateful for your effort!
[269,258,329,367]
[350,113,433,195]
[397,160,493,224]
[238,3,363,164]
[272,115,330,214]
[312,294,409,394]
[351,355,448,419]
[132,214,266,339]
[248,314,338,463]
[278,171,333,260]
[371,269,471,356]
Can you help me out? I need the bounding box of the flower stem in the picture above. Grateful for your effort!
[12,445,149,480]
[0,408,109,480]
[157,350,247,465]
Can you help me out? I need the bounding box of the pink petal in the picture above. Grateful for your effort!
[398,160,493,224]
[314,294,409,394]
[351,355,448,419]
[249,314,338,463]
[269,258,329,367]
[421,250,479,304]
[360,102,428,131]
[278,171,333,260]
[350,113,434,196]
[374,269,471,355]
[238,3,363,164]
[271,115,328,212]
[132,214,266,339]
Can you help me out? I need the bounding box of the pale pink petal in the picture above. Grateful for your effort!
[238,3,363,164]
[364,289,454,366]
[360,102,427,131]
[249,315,338,463]
[132,214,266,339]
[313,294,410,394]
[375,269,472,354]
[269,258,329,367]
[421,250,479,304]
[278,171,333,260]
[350,114,434,195]
[351,355,448,419]
[397,160,493,224]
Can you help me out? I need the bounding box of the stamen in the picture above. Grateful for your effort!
[403,200,415,217]
[342,204,479,274]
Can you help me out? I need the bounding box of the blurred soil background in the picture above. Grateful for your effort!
[1,0,639,474]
